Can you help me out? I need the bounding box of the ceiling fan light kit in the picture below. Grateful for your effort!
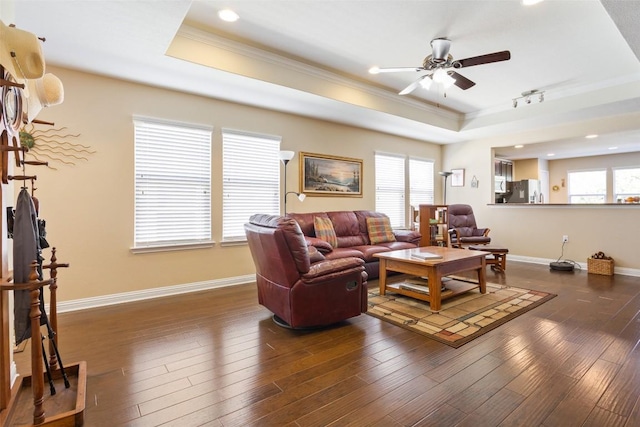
[370,37,511,96]
[432,68,456,88]
[419,76,432,90]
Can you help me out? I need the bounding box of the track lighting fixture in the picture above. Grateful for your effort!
[512,89,545,108]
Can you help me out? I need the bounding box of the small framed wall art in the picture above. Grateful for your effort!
[451,168,465,187]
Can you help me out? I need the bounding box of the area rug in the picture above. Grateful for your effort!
[366,279,556,348]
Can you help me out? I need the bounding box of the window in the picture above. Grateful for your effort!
[375,153,405,228]
[375,154,435,228]
[568,169,606,203]
[222,129,281,242]
[409,158,435,208]
[134,117,212,249]
[613,167,640,203]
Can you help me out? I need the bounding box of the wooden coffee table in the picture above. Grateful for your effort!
[374,246,489,312]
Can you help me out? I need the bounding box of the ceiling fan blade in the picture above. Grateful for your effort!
[399,75,429,95]
[449,71,475,90]
[454,50,511,68]
[372,66,425,74]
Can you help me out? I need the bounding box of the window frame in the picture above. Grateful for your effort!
[409,157,435,210]
[132,116,213,253]
[221,128,281,243]
[613,166,640,203]
[375,153,435,228]
[374,152,406,228]
[567,168,607,204]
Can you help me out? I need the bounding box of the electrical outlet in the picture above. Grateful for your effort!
[562,235,569,243]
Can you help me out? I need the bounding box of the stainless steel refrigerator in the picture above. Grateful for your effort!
[507,179,541,203]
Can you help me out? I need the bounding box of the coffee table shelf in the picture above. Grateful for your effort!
[386,278,480,302]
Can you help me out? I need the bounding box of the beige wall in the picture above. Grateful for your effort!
[443,141,639,271]
[22,67,441,302]
[514,158,539,180]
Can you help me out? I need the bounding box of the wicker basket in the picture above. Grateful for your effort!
[587,258,614,276]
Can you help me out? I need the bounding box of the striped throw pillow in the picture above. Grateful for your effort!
[367,216,396,245]
[314,216,338,248]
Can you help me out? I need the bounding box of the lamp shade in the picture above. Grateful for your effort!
[279,150,295,163]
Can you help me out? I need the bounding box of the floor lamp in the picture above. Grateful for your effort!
[438,171,453,204]
[279,150,306,214]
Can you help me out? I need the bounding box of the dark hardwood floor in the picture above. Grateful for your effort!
[14,261,640,426]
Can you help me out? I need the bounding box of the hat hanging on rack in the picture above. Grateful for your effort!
[25,73,64,123]
[0,20,45,84]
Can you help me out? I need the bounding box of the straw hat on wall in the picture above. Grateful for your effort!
[25,73,64,123]
[0,19,45,83]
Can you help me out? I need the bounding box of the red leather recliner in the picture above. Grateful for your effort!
[244,214,368,328]
[448,204,491,248]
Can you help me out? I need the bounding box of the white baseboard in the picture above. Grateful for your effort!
[54,274,257,313]
[508,255,640,277]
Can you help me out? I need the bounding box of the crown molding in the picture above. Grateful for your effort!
[176,25,461,126]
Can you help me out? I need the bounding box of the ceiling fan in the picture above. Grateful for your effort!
[369,38,511,95]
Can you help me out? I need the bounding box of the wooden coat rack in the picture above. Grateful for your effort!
[0,61,85,425]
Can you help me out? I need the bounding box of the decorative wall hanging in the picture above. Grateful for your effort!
[1,71,23,135]
[451,168,465,187]
[20,124,95,170]
[300,152,363,197]
[471,175,479,188]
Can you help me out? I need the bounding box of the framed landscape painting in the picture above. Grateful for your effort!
[300,152,363,197]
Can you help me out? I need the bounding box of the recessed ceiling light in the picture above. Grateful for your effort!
[514,145,524,149]
[547,153,555,157]
[522,0,544,5]
[218,9,239,22]
[585,134,598,139]
[608,146,618,150]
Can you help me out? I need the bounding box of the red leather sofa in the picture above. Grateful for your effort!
[245,214,368,328]
[287,210,421,280]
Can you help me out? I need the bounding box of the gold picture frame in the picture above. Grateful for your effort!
[451,168,465,187]
[300,152,363,197]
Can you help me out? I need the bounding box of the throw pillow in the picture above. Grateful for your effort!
[314,216,338,248]
[367,216,396,245]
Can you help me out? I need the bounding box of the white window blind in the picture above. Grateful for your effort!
[375,153,405,228]
[134,118,212,248]
[222,129,281,241]
[409,158,435,208]
[568,169,606,203]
